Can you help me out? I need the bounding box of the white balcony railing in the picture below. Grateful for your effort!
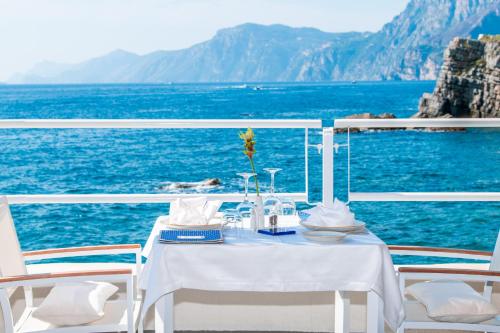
[1,119,321,205]
[0,119,322,129]
[333,118,500,203]
[5,193,308,205]
[334,118,500,129]
[1,118,499,205]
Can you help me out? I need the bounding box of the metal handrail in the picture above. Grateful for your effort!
[0,119,322,129]
[334,118,500,129]
[0,119,317,205]
[349,192,500,202]
[6,193,307,205]
[332,118,500,202]
[2,118,499,205]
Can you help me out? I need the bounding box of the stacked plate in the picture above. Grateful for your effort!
[298,211,366,233]
[302,230,346,243]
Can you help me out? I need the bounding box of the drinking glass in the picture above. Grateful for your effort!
[263,168,283,224]
[223,208,242,223]
[222,208,242,234]
[236,172,257,218]
[281,197,296,216]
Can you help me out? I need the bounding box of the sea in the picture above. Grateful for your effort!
[0,82,498,264]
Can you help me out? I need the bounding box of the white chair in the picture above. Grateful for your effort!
[0,196,143,333]
[390,230,500,333]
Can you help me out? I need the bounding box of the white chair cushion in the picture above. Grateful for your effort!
[406,280,498,323]
[32,281,118,326]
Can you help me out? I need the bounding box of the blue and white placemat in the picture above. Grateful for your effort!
[159,229,223,244]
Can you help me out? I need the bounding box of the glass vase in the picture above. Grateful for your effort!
[251,196,265,231]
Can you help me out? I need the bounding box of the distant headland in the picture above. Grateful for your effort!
[9,0,500,84]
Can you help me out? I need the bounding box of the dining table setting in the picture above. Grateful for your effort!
[139,195,405,333]
[139,126,404,333]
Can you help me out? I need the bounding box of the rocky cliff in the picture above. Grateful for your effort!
[416,35,500,118]
[346,0,500,81]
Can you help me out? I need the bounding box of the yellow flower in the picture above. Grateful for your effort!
[239,128,256,158]
[238,127,260,195]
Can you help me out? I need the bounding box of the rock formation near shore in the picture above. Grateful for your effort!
[335,113,398,133]
[159,178,221,191]
[338,112,466,133]
[416,35,500,118]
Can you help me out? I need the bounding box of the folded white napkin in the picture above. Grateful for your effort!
[169,197,223,225]
[303,199,355,227]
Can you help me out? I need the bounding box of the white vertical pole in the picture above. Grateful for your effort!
[305,128,309,202]
[367,291,384,333]
[335,291,350,333]
[322,127,334,208]
[154,296,165,333]
[347,128,351,203]
[155,293,174,333]
[0,290,15,333]
[126,275,134,333]
[24,287,33,308]
[135,251,142,300]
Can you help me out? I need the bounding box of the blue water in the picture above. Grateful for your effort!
[0,82,498,264]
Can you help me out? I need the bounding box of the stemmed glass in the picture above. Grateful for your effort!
[223,208,242,235]
[281,197,296,216]
[263,168,283,226]
[236,172,257,218]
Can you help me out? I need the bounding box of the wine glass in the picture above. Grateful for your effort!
[222,208,242,234]
[281,197,296,216]
[236,172,257,218]
[223,208,242,223]
[263,168,283,227]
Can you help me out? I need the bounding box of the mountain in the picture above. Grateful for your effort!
[349,0,500,80]
[8,61,72,83]
[10,50,140,84]
[117,24,370,83]
[10,0,500,83]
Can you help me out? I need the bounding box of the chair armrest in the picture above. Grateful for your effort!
[23,244,141,261]
[388,245,492,260]
[398,266,500,283]
[0,269,132,289]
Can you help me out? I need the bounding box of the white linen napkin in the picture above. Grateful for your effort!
[303,199,355,227]
[203,200,223,221]
[168,197,223,225]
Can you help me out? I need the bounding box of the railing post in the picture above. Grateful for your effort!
[322,127,334,208]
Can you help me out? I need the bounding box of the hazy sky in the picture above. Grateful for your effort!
[0,0,409,81]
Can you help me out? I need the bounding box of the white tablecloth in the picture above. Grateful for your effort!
[140,216,405,330]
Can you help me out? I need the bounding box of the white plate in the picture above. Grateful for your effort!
[167,218,227,230]
[300,220,365,232]
[303,230,347,243]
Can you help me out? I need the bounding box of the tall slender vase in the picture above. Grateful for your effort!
[251,196,265,231]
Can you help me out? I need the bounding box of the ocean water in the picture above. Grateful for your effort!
[0,82,498,264]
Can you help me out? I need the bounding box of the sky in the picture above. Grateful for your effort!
[0,0,409,81]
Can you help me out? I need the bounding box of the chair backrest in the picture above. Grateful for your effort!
[0,196,27,278]
[489,229,500,271]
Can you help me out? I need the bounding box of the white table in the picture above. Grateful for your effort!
[140,216,404,333]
